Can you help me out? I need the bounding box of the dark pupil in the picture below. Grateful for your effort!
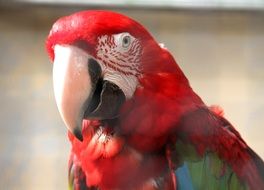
[123,37,129,44]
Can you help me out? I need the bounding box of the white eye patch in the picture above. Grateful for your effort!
[114,32,136,51]
[96,33,142,99]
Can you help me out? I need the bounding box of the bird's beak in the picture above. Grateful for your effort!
[53,45,125,141]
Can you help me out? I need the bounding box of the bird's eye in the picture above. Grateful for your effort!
[122,35,131,48]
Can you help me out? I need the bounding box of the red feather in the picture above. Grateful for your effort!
[176,107,264,189]
[47,10,264,190]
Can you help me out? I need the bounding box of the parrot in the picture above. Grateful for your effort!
[46,10,264,190]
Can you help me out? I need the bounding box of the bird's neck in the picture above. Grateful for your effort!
[119,72,204,153]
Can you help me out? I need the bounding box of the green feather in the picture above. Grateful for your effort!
[175,140,202,162]
[175,141,249,190]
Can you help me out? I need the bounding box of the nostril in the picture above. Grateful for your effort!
[73,40,93,54]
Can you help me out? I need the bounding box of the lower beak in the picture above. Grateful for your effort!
[53,45,125,141]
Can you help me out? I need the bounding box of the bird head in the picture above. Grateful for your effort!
[46,10,189,142]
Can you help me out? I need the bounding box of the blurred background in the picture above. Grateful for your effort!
[0,0,263,189]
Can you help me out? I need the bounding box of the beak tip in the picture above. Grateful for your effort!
[73,128,83,142]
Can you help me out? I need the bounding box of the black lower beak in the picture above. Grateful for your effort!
[84,80,126,119]
[74,58,125,141]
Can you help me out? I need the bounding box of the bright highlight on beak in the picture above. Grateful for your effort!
[53,45,92,141]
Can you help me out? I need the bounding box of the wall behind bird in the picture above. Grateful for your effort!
[0,6,263,190]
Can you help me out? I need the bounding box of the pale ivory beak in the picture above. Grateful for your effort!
[53,45,92,141]
[53,45,126,141]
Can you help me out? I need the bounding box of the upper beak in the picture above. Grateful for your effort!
[53,45,125,141]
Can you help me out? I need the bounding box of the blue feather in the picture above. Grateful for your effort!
[175,162,194,190]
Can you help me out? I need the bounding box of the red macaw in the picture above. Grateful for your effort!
[46,10,264,190]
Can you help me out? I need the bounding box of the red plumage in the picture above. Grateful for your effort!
[46,10,264,190]
[46,10,151,61]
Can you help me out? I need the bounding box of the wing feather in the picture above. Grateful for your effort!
[172,107,264,190]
